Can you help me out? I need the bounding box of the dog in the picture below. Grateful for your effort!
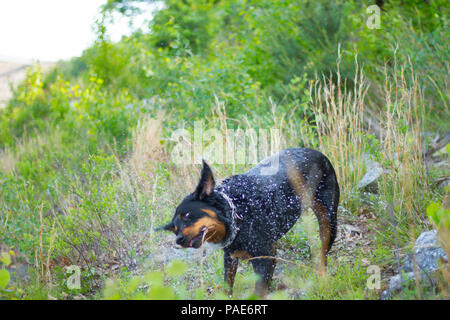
[159,148,339,296]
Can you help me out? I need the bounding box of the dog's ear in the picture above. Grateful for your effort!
[195,160,215,200]
[156,221,176,232]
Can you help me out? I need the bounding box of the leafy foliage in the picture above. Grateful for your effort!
[0,0,448,300]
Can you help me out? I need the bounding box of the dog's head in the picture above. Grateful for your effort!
[159,161,227,248]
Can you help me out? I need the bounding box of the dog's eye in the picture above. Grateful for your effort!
[182,212,190,220]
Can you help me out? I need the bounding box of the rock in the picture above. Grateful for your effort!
[381,230,448,299]
[432,144,449,158]
[388,272,416,292]
[400,254,414,273]
[357,166,384,192]
[382,270,436,300]
[381,270,435,299]
[380,289,391,300]
[357,154,395,193]
[413,230,448,273]
[426,132,450,159]
[400,231,448,273]
[434,176,450,191]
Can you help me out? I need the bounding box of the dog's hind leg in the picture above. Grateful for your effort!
[313,171,339,274]
[312,199,332,275]
[287,163,334,274]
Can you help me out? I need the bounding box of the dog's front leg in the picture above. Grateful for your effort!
[224,251,239,296]
[250,256,276,298]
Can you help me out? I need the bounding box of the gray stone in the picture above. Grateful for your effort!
[432,144,449,158]
[400,254,414,273]
[413,230,448,273]
[381,230,447,299]
[437,178,450,191]
[357,166,384,192]
[385,269,437,299]
[357,154,395,193]
[380,289,391,300]
[401,230,448,273]
[388,272,416,292]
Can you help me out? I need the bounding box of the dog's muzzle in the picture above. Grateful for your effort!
[176,226,207,248]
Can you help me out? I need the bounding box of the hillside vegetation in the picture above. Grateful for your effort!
[0,0,449,300]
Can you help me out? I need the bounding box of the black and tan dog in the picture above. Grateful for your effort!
[160,148,339,296]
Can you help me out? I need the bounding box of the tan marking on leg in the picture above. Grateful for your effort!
[312,199,331,276]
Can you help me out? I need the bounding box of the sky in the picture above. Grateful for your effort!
[0,0,156,62]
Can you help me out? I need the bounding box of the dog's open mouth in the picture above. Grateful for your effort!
[188,226,208,248]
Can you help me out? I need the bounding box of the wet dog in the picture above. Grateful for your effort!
[159,148,339,296]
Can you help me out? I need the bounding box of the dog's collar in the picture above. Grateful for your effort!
[218,190,241,221]
[217,190,241,248]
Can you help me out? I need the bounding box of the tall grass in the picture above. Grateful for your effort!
[294,53,430,265]
[306,55,368,195]
[377,58,429,247]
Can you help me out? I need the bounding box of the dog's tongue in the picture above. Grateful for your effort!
[189,239,193,247]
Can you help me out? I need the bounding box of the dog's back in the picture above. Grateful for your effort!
[220,148,339,249]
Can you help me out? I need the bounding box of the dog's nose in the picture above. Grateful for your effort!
[176,234,185,246]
